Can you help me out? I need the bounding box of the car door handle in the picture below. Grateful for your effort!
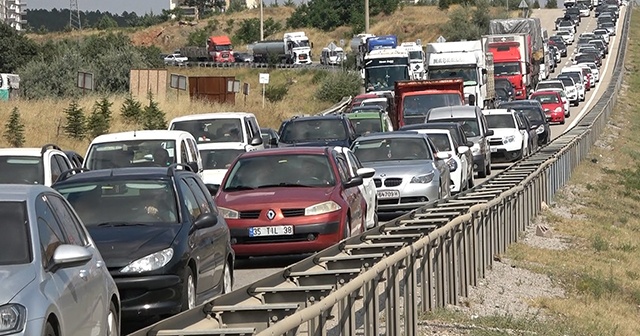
[79,269,89,281]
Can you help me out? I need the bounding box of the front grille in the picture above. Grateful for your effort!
[384,178,403,187]
[239,210,261,219]
[373,178,382,188]
[489,139,503,146]
[282,208,305,217]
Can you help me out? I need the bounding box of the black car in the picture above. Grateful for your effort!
[575,51,602,67]
[494,77,516,99]
[497,101,551,145]
[52,164,234,320]
[549,39,568,57]
[589,40,608,56]
[64,150,84,168]
[565,8,582,23]
[260,127,279,148]
[495,87,514,106]
[278,114,359,148]
[233,52,253,63]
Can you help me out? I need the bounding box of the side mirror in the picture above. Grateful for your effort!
[193,213,218,231]
[50,245,92,272]
[206,183,220,196]
[458,145,470,154]
[356,167,375,179]
[486,129,495,136]
[465,140,474,147]
[435,152,452,160]
[343,176,364,189]
[250,136,263,146]
[187,161,199,173]
[270,138,278,146]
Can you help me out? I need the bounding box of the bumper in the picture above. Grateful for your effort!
[490,148,522,162]
[450,168,463,193]
[228,215,343,256]
[115,274,183,318]
[546,111,565,123]
[472,154,487,172]
[377,183,440,213]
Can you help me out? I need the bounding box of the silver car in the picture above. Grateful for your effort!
[0,185,120,336]
[351,132,452,213]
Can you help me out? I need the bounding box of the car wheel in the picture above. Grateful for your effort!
[342,216,351,239]
[107,301,119,336]
[373,212,379,227]
[566,109,571,117]
[222,260,233,294]
[44,321,57,336]
[561,119,566,125]
[477,161,488,178]
[468,174,475,189]
[181,268,196,311]
[485,161,492,176]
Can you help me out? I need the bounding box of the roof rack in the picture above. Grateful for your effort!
[55,167,90,184]
[41,144,62,155]
[167,163,194,176]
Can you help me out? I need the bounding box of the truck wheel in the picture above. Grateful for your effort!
[477,165,487,178]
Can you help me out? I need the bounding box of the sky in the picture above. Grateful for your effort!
[26,0,291,15]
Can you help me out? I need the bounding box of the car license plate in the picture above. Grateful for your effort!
[377,190,399,199]
[490,147,498,153]
[249,225,293,237]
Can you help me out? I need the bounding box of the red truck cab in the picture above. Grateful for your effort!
[489,41,527,100]
[393,79,465,128]
[207,35,235,63]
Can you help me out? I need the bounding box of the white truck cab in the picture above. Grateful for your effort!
[198,142,249,189]
[0,144,74,186]
[169,112,265,152]
[84,130,203,174]
[400,41,426,80]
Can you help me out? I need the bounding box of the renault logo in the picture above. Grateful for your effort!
[266,209,276,220]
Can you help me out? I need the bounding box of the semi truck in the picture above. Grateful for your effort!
[350,33,376,74]
[252,31,313,64]
[487,18,544,99]
[364,47,411,95]
[366,35,398,52]
[179,35,235,62]
[425,40,496,109]
[400,41,426,80]
[392,79,465,128]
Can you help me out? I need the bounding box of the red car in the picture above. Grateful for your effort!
[214,147,368,257]
[530,90,566,124]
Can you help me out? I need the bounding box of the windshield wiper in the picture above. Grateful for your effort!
[96,222,150,227]
[257,183,314,188]
[224,185,256,191]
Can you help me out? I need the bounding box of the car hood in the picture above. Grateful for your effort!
[363,160,436,177]
[279,139,350,147]
[0,266,36,304]
[201,169,228,185]
[88,225,182,269]
[218,186,337,210]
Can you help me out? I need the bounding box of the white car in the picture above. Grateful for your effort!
[556,76,580,106]
[556,31,575,44]
[337,146,378,229]
[483,109,533,162]
[198,143,249,190]
[579,5,590,16]
[164,53,188,65]
[560,68,586,101]
[0,144,75,186]
[412,129,472,194]
[575,64,596,88]
[593,28,611,44]
[583,62,600,82]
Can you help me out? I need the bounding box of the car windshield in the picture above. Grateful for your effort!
[351,118,383,135]
[280,119,347,142]
[403,94,462,118]
[201,149,244,170]
[0,202,31,265]
[365,66,409,92]
[223,154,336,190]
[533,94,560,103]
[509,106,545,123]
[428,67,478,85]
[0,156,44,185]
[171,119,244,144]
[425,133,452,151]
[409,51,423,61]
[496,88,510,99]
[85,140,177,170]
[486,115,516,129]
[55,180,179,226]
[442,118,480,137]
[352,138,432,162]
[494,63,521,76]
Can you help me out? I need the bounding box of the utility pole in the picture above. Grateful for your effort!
[365,0,370,33]
[259,0,264,40]
[70,0,81,30]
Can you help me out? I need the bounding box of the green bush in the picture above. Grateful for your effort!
[311,70,329,84]
[121,95,144,124]
[142,93,167,130]
[64,100,87,140]
[4,107,25,147]
[87,98,113,138]
[315,71,361,102]
[265,84,290,102]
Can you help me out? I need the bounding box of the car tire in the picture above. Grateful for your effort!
[566,109,571,117]
[107,301,120,336]
[222,260,233,294]
[342,216,351,239]
[181,267,196,311]
[477,165,487,178]
[561,119,566,125]
[485,161,492,176]
[468,175,475,189]
[44,321,57,336]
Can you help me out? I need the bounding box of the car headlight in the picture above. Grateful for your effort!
[554,107,563,113]
[447,159,458,172]
[471,143,481,155]
[503,135,515,144]
[411,172,435,184]
[305,201,341,216]
[218,206,239,219]
[536,124,545,134]
[0,304,26,334]
[120,248,174,273]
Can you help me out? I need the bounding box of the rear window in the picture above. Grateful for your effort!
[0,156,44,185]
[0,201,31,265]
[351,118,383,135]
[352,138,433,163]
[280,119,347,143]
[533,94,560,104]
[171,119,244,144]
[85,140,177,170]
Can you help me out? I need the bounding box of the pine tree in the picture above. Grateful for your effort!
[4,107,25,147]
[120,95,143,124]
[142,92,167,130]
[63,100,86,140]
[87,97,113,138]
[532,0,541,8]
[545,0,558,8]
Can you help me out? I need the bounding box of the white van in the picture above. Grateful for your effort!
[168,112,265,152]
[83,130,203,174]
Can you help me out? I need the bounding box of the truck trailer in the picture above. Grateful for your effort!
[252,31,313,65]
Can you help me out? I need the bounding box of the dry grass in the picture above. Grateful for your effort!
[0,67,331,154]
